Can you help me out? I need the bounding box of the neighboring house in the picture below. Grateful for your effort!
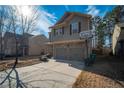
[3,32,32,57]
[28,35,49,56]
[0,32,3,56]
[112,23,124,56]
[20,33,33,56]
[47,12,92,61]
[4,32,21,56]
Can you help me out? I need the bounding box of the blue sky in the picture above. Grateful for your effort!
[32,5,115,37]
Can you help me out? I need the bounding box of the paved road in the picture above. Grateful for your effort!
[0,59,84,88]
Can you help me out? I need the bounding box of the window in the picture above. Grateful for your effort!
[78,22,81,33]
[53,29,56,36]
[56,28,64,35]
[49,32,52,42]
[62,27,64,34]
[71,22,79,33]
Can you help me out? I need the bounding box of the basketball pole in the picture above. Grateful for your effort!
[85,38,89,58]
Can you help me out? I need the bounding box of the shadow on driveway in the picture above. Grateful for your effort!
[55,59,84,70]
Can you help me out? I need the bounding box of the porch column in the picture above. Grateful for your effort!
[53,44,55,58]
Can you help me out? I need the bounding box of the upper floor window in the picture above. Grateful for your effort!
[57,28,62,35]
[52,29,57,36]
[70,22,81,35]
[72,22,78,33]
[55,27,64,36]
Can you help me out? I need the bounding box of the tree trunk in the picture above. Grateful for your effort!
[13,39,18,68]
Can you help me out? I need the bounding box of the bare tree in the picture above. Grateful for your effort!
[6,5,40,65]
[0,6,7,60]
[0,5,40,88]
[18,6,40,56]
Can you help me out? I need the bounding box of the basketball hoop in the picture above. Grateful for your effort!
[79,30,95,39]
[79,30,95,58]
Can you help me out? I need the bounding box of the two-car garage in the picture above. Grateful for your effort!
[53,41,87,61]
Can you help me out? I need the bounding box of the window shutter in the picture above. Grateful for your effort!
[70,24,72,35]
[49,32,51,42]
[62,27,64,35]
[53,29,55,36]
[78,22,81,33]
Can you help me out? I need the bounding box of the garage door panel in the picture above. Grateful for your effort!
[54,43,85,61]
[55,47,66,60]
[69,48,83,61]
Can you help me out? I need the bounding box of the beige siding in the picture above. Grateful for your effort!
[112,24,122,54]
[3,32,32,56]
[51,16,90,42]
[4,37,16,55]
[29,35,48,56]
[112,23,124,55]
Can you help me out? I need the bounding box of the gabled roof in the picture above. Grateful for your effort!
[4,32,33,39]
[55,12,72,25]
[50,12,92,29]
[30,34,48,40]
[4,32,22,38]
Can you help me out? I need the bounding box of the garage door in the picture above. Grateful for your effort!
[54,43,86,61]
[55,47,67,60]
[69,47,84,61]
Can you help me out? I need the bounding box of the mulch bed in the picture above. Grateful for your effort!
[0,59,41,71]
[73,55,124,88]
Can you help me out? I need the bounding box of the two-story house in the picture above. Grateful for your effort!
[3,32,33,57]
[47,12,92,61]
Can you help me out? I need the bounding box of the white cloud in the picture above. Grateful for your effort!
[86,5,100,16]
[41,10,57,22]
[31,6,57,36]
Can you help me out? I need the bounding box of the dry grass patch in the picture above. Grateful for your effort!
[73,71,123,88]
[73,55,124,88]
[0,59,40,71]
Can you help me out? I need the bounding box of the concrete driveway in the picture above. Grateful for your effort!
[0,59,84,88]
